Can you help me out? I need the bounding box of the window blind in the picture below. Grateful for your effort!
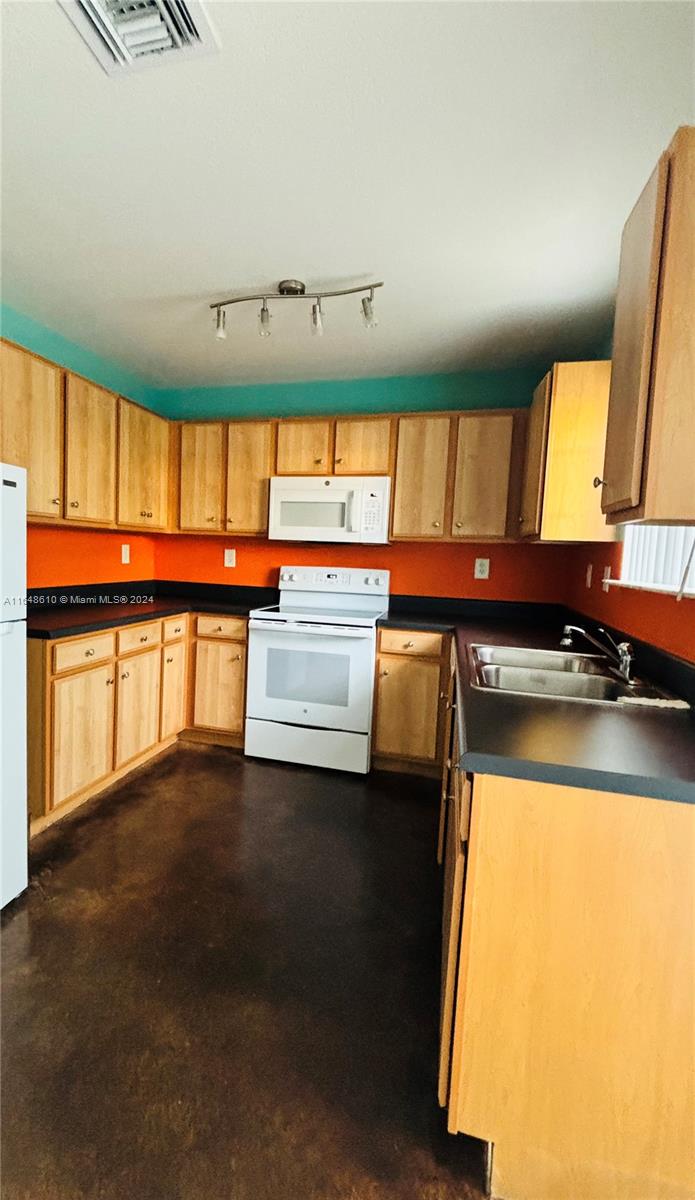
[621,525,695,597]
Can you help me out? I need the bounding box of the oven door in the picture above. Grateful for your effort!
[246,620,375,733]
[268,484,361,542]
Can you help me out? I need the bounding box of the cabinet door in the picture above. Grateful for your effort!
[52,664,114,808]
[392,415,451,538]
[117,399,170,528]
[65,375,117,523]
[193,639,246,732]
[160,642,186,740]
[541,361,614,542]
[115,647,161,767]
[602,156,668,515]
[438,770,467,1107]
[0,341,63,517]
[276,420,331,474]
[334,418,391,474]
[374,654,441,760]
[519,373,551,538]
[226,421,273,533]
[452,413,513,537]
[179,423,224,531]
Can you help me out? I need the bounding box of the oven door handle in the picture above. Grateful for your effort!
[248,619,374,639]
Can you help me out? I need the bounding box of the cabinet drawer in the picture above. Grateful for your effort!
[117,622,162,655]
[379,629,443,658]
[196,614,247,641]
[163,615,188,642]
[53,632,115,674]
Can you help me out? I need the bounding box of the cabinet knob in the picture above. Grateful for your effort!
[231,654,241,662]
[140,510,147,517]
[85,648,95,657]
[174,627,181,634]
[593,476,606,489]
[227,517,233,523]
[432,520,440,528]
[518,515,524,524]
[139,635,148,643]
[314,458,323,465]
[52,498,60,506]
[404,640,414,648]
[147,511,152,518]
[335,457,343,464]
[455,521,463,528]
[380,669,389,677]
[121,671,129,680]
[70,500,79,508]
[106,678,114,685]
[166,656,173,664]
[207,516,216,522]
[215,625,223,632]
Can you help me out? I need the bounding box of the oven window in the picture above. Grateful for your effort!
[280,500,346,529]
[266,647,350,707]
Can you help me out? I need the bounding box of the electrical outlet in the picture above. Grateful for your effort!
[585,563,593,589]
[224,548,236,568]
[121,544,130,565]
[474,557,490,580]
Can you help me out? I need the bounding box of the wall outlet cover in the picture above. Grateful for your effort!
[121,544,130,565]
[224,548,236,568]
[474,557,490,580]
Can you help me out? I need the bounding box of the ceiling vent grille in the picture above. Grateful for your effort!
[58,0,219,75]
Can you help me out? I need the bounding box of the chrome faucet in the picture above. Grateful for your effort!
[560,624,635,684]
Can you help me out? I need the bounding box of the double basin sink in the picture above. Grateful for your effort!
[469,645,673,706]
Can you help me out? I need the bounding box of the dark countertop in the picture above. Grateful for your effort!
[27,596,254,639]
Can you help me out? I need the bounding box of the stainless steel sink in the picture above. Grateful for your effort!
[471,645,611,675]
[469,646,676,705]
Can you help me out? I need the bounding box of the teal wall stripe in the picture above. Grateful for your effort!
[1,302,543,419]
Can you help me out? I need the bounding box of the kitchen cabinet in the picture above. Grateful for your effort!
[334,417,392,474]
[519,362,614,542]
[391,415,451,539]
[117,399,170,528]
[193,639,246,733]
[179,422,224,531]
[0,341,64,518]
[160,641,187,741]
[115,646,161,767]
[602,126,695,524]
[51,663,114,809]
[438,755,469,1108]
[276,419,332,475]
[226,420,274,534]
[451,412,514,538]
[373,629,448,769]
[65,374,117,524]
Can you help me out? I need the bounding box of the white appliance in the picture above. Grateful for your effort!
[245,566,390,774]
[268,475,391,544]
[0,463,28,907]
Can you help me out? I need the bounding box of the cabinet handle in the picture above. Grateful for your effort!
[106,678,114,685]
[455,521,463,528]
[121,671,129,680]
[85,648,95,657]
[314,458,323,465]
[432,521,440,528]
[593,476,606,489]
[70,500,79,508]
[139,635,148,643]
[404,640,414,648]
[166,656,173,664]
[380,669,389,677]
[52,497,60,506]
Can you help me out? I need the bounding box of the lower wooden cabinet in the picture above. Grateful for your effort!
[160,642,187,740]
[372,629,449,772]
[115,646,161,767]
[51,663,115,809]
[193,638,246,733]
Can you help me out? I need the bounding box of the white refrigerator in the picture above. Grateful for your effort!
[0,462,28,907]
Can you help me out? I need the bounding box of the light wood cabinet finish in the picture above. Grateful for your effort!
[117,399,170,528]
[117,621,161,656]
[519,373,551,537]
[52,664,114,808]
[193,639,246,732]
[334,417,392,474]
[392,415,451,538]
[163,615,187,642]
[179,422,224,531]
[196,614,247,641]
[160,641,186,740]
[448,774,695,1200]
[276,419,331,474]
[115,646,161,767]
[374,654,441,761]
[452,412,513,537]
[65,375,117,524]
[0,341,63,517]
[226,421,274,533]
[439,766,467,1107]
[52,631,115,674]
[379,629,443,658]
[541,361,614,542]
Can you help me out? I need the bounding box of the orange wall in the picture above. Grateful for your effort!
[27,528,155,588]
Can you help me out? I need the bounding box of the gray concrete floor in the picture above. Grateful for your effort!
[1,746,485,1200]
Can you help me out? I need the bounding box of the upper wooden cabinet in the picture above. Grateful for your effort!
[65,375,117,524]
[392,415,451,538]
[179,422,224,531]
[0,341,63,518]
[117,399,170,529]
[334,417,392,474]
[451,412,515,538]
[276,419,332,474]
[602,126,695,525]
[226,420,274,534]
[519,362,614,542]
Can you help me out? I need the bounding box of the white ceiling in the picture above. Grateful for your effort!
[1,1,693,388]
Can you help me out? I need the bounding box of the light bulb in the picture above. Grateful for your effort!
[361,293,377,329]
[215,308,226,340]
[311,300,324,336]
[258,301,271,338]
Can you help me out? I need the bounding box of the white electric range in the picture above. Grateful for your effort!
[244,566,390,774]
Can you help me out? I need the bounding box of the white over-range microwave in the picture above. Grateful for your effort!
[268,475,391,543]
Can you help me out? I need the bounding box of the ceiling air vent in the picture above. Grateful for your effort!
[57,0,219,76]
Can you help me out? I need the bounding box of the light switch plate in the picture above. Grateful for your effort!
[121,543,130,565]
[474,557,490,580]
[224,548,236,568]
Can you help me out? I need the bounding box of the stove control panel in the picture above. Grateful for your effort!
[278,566,390,595]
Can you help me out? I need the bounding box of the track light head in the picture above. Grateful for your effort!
[258,301,271,338]
[361,291,377,329]
[311,300,324,336]
[215,307,226,340]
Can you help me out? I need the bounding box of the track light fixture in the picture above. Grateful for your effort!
[210,278,383,341]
